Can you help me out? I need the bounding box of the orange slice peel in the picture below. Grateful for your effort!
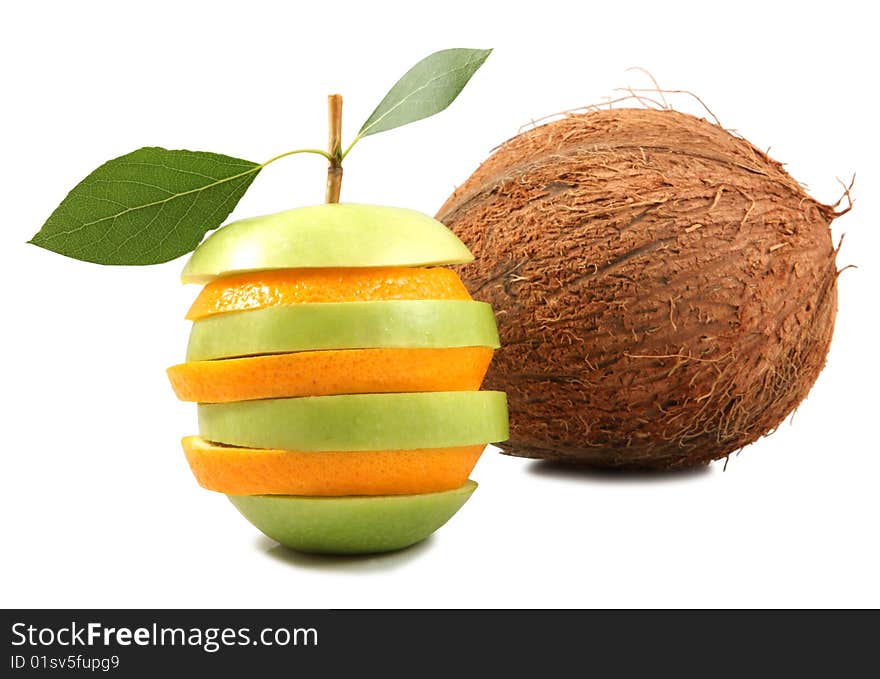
[183,436,485,496]
[168,346,493,403]
[187,266,470,320]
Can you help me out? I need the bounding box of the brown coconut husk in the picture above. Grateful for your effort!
[438,106,850,469]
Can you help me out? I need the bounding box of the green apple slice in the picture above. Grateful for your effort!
[228,480,477,554]
[185,300,500,361]
[181,203,473,284]
[199,391,509,451]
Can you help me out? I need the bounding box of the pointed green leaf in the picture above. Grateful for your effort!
[358,48,492,138]
[29,147,261,265]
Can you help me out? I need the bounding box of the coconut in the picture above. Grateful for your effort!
[437,108,848,469]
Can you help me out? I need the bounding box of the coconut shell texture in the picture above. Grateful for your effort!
[438,109,841,469]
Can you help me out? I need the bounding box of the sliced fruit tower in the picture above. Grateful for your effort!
[168,204,508,554]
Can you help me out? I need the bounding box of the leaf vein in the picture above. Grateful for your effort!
[361,54,486,136]
[37,165,259,243]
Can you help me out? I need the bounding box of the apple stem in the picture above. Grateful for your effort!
[325,94,343,203]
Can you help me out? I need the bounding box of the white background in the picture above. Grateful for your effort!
[2,1,877,608]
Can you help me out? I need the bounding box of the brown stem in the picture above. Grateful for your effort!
[325,94,343,203]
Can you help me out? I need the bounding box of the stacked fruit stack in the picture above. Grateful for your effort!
[167,203,508,554]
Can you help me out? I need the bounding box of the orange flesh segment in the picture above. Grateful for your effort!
[168,347,493,403]
[186,266,471,320]
[183,436,485,496]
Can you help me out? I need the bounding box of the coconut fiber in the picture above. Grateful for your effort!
[438,108,846,469]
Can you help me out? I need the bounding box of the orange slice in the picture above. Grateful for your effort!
[183,436,485,496]
[168,347,493,403]
[186,266,470,320]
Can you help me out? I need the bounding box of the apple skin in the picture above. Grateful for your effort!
[181,203,474,284]
[198,391,509,451]
[186,300,500,361]
[228,480,477,554]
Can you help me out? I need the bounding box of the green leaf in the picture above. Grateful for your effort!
[29,147,261,265]
[358,48,492,138]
